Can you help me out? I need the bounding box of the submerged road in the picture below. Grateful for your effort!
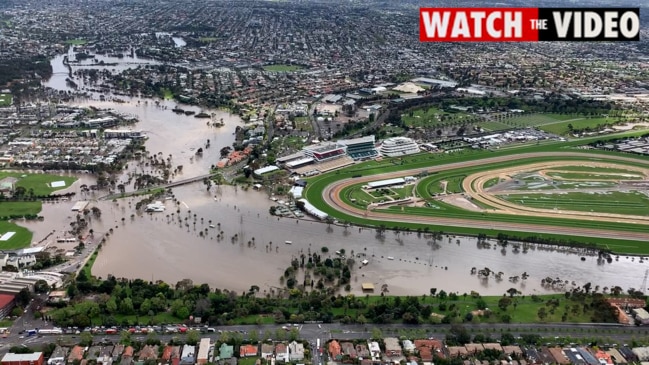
[322,151,649,242]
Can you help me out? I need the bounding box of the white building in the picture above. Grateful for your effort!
[379,137,419,157]
[288,341,304,361]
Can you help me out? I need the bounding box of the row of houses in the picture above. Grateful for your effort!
[327,338,649,365]
[4,340,306,365]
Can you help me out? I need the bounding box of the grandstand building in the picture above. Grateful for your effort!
[338,135,378,160]
[379,137,420,157]
[303,142,348,162]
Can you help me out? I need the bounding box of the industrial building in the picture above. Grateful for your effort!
[1,352,44,365]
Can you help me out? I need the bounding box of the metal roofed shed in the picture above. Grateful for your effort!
[71,201,89,211]
[253,165,279,176]
[297,199,328,220]
[367,177,405,189]
[361,283,374,291]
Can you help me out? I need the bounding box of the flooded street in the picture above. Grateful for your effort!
[27,51,649,297]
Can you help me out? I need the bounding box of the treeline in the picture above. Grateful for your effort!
[383,95,617,127]
[0,55,53,85]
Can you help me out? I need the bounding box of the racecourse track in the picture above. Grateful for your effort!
[320,152,649,242]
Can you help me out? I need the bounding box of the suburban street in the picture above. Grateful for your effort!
[2,322,647,352]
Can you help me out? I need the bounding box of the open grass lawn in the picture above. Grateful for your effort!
[554,165,643,174]
[0,221,32,250]
[0,171,77,196]
[498,191,649,216]
[540,117,614,135]
[391,185,414,199]
[483,177,501,188]
[199,37,218,42]
[84,251,99,279]
[293,117,313,133]
[263,64,302,72]
[239,358,259,365]
[0,201,42,216]
[65,39,87,45]
[479,121,511,131]
[231,315,276,325]
[429,294,601,323]
[0,93,12,107]
[505,114,571,127]
[161,88,174,100]
[401,106,470,128]
[544,171,643,180]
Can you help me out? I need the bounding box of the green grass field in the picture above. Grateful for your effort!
[401,107,471,128]
[303,131,649,254]
[505,114,575,127]
[262,64,302,72]
[0,221,33,250]
[0,201,42,217]
[479,121,511,131]
[0,93,12,107]
[540,117,614,135]
[499,191,649,216]
[544,171,643,180]
[198,37,218,42]
[0,171,77,196]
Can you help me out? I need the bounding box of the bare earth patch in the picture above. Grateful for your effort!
[438,194,483,212]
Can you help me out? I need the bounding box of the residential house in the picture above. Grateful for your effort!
[288,341,304,361]
[368,341,381,359]
[98,346,114,365]
[138,345,159,362]
[162,346,174,362]
[112,345,125,359]
[593,350,613,365]
[87,347,103,361]
[547,347,570,365]
[219,344,233,361]
[402,340,415,354]
[68,346,85,364]
[414,339,445,361]
[240,345,258,358]
[355,344,370,358]
[261,344,274,360]
[48,346,68,365]
[384,338,402,357]
[328,341,342,361]
[179,345,195,365]
[502,346,523,357]
[340,342,357,359]
[483,344,503,352]
[465,344,484,355]
[120,346,134,365]
[197,338,211,365]
[275,344,288,362]
[605,348,627,364]
[448,347,468,357]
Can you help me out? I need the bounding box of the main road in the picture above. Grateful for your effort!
[2,323,645,352]
[320,151,649,241]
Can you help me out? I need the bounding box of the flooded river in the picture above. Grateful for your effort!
[29,51,649,297]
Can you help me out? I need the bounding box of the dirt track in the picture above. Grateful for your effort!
[322,152,649,241]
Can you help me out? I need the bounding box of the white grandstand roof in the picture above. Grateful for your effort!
[337,135,375,145]
[286,157,314,168]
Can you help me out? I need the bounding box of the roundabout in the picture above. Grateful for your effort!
[305,150,649,252]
